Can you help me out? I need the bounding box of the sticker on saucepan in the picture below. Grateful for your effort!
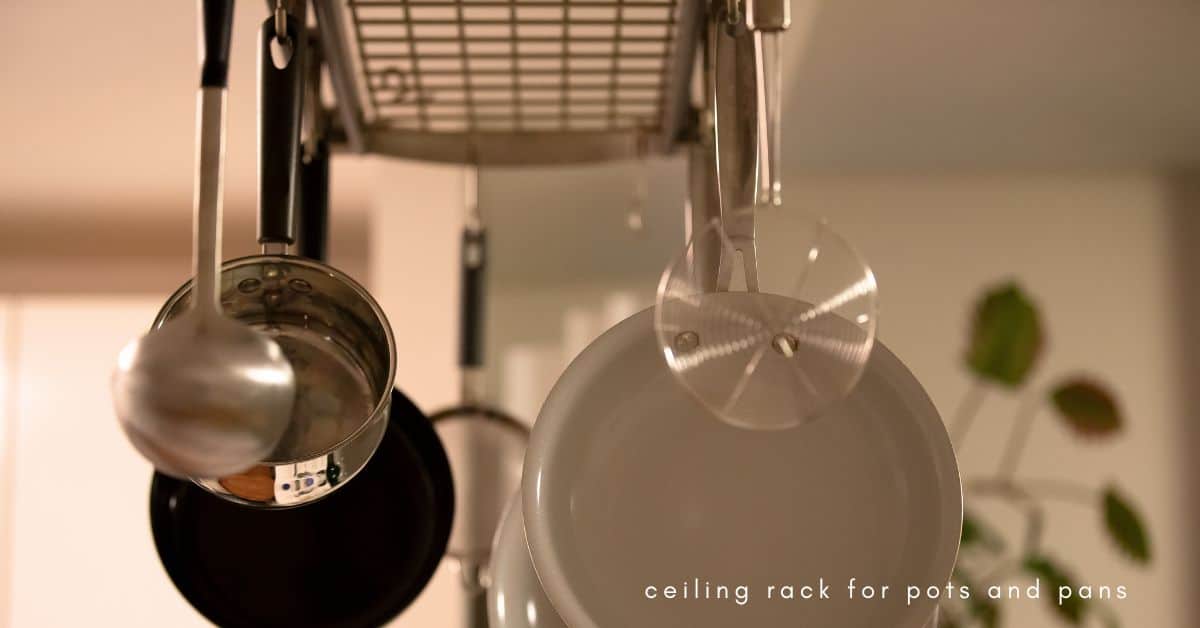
[275,455,338,505]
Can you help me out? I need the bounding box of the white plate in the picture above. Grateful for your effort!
[523,306,961,628]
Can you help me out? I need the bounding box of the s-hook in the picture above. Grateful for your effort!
[274,0,290,44]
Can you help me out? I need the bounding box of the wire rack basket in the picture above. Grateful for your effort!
[314,0,703,165]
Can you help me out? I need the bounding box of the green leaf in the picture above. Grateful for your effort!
[966,283,1043,386]
[968,596,1001,628]
[951,568,1000,628]
[939,614,962,628]
[961,510,1006,553]
[1050,379,1122,437]
[1023,555,1086,624]
[1102,486,1151,564]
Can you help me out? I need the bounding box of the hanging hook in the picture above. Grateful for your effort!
[275,0,290,44]
[724,0,742,27]
[463,163,482,234]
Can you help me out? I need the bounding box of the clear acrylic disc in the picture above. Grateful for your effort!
[655,208,878,429]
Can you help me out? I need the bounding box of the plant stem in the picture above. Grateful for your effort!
[964,477,1046,557]
[1019,477,1096,507]
[979,558,1021,585]
[949,382,987,447]
[996,393,1041,477]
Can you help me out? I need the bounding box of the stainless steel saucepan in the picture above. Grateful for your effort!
[152,11,395,508]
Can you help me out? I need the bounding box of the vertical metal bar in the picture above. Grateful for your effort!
[656,0,701,151]
[607,0,626,126]
[348,0,384,116]
[398,0,430,129]
[686,140,721,293]
[453,0,476,131]
[313,0,367,152]
[508,0,522,129]
[559,0,570,129]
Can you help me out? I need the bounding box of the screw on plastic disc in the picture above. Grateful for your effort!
[654,208,878,429]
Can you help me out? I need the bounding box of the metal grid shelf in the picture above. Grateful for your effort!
[315,0,703,165]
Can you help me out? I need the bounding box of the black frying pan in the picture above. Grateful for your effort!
[150,387,453,628]
[148,5,454,625]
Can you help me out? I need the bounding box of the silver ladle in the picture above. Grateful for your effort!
[112,0,296,479]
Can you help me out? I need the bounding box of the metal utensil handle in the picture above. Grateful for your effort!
[710,11,761,292]
[258,12,304,247]
[200,0,234,89]
[460,227,487,369]
[194,0,234,315]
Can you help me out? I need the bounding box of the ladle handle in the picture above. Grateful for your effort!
[258,12,304,248]
[194,0,234,315]
[200,0,234,89]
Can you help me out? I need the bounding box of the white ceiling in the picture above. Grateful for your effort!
[786,0,1200,171]
[1,0,1199,225]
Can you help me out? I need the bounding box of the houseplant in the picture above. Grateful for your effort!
[940,283,1152,628]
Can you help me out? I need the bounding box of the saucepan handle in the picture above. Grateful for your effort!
[258,11,304,247]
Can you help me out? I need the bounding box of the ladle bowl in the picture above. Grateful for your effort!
[114,312,296,478]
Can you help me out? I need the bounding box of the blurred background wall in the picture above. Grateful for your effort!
[2,1,1199,627]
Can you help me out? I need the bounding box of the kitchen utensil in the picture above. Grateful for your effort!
[655,208,877,430]
[150,387,455,628]
[112,0,296,479]
[488,493,566,628]
[655,7,876,430]
[431,172,530,627]
[522,305,960,628]
[151,12,396,507]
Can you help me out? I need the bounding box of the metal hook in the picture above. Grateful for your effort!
[725,0,742,27]
[463,164,482,233]
[275,0,290,43]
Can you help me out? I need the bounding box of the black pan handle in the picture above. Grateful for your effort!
[459,228,486,368]
[464,584,488,628]
[258,13,304,247]
[298,141,330,262]
[200,0,234,89]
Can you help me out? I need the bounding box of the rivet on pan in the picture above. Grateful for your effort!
[673,331,700,353]
[288,278,312,293]
[771,332,800,357]
[237,278,262,293]
[264,289,282,307]
[265,266,281,279]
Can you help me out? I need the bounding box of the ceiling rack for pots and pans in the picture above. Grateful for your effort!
[307,0,703,165]
[150,5,453,626]
[515,2,963,627]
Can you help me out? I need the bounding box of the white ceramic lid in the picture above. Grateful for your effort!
[523,306,961,628]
